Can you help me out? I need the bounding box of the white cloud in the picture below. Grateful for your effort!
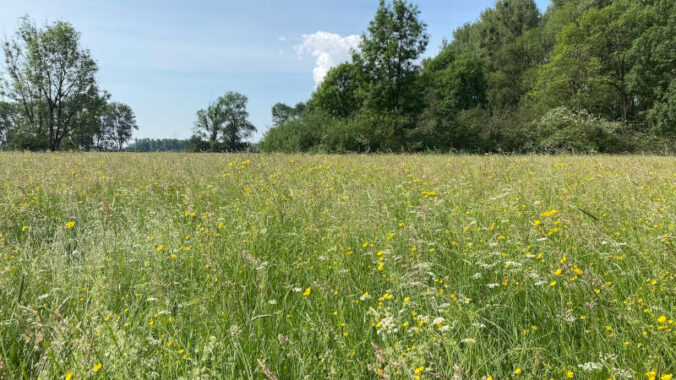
[295,31,360,86]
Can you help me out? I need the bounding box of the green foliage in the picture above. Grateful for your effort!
[0,17,137,151]
[271,102,305,126]
[534,107,633,152]
[357,0,429,117]
[191,91,256,152]
[126,138,190,152]
[310,63,364,118]
[98,102,139,150]
[263,0,675,153]
[259,112,335,153]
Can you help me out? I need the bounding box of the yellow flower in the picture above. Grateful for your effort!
[549,281,557,287]
[660,374,673,380]
[404,297,410,302]
[646,372,657,380]
[414,366,425,374]
[554,268,562,276]
[514,368,522,375]
[156,245,164,252]
[93,363,102,371]
[567,370,574,378]
[65,372,73,380]
[302,287,311,297]
[657,315,667,323]
[66,221,76,229]
[22,225,28,232]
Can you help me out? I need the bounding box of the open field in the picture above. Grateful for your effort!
[0,153,674,379]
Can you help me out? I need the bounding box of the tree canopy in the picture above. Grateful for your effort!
[0,17,137,151]
[261,0,676,153]
[191,91,256,152]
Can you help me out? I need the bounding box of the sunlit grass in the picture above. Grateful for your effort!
[0,152,674,379]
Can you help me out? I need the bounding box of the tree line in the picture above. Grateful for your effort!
[261,0,676,153]
[0,17,138,151]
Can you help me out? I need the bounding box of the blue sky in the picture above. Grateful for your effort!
[0,0,550,141]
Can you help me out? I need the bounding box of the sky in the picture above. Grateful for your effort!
[0,0,550,142]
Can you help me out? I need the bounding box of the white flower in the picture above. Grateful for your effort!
[577,362,603,371]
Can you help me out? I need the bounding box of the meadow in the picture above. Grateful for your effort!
[0,153,674,379]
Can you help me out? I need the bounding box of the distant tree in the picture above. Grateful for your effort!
[126,138,189,152]
[1,17,104,150]
[98,102,138,150]
[192,91,256,151]
[271,102,305,126]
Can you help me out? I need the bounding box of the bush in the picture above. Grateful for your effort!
[260,112,336,153]
[534,107,635,153]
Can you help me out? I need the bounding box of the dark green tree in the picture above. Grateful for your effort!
[311,63,364,118]
[356,0,429,119]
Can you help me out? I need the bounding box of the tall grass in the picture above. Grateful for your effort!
[0,153,674,379]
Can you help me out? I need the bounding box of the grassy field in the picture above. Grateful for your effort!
[0,153,674,379]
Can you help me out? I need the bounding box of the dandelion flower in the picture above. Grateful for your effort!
[514,368,522,375]
[302,287,311,297]
[93,363,102,371]
[66,221,76,229]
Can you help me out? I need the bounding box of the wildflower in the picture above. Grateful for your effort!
[657,315,667,323]
[661,374,673,380]
[554,268,562,276]
[93,363,102,372]
[549,281,557,287]
[65,371,73,380]
[514,368,522,375]
[567,370,574,378]
[66,221,76,229]
[414,366,425,374]
[22,225,28,232]
[404,297,410,302]
[156,245,164,253]
[302,287,311,297]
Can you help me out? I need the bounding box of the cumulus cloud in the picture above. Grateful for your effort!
[295,31,360,86]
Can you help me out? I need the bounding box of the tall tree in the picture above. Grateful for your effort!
[1,17,104,150]
[356,0,429,116]
[192,91,256,151]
